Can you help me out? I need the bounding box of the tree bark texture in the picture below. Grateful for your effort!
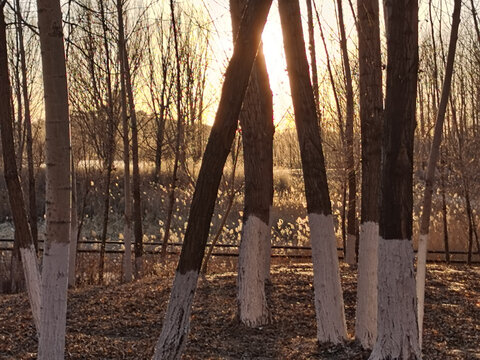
[231,0,275,328]
[0,5,41,333]
[278,0,347,344]
[355,0,383,349]
[370,0,420,358]
[36,0,72,357]
[152,1,272,358]
[416,0,461,349]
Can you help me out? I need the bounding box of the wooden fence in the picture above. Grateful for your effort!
[0,238,478,263]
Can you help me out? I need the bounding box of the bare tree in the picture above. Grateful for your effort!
[355,0,383,349]
[36,0,71,356]
[152,1,273,357]
[370,0,420,358]
[278,0,347,344]
[231,0,275,328]
[0,2,40,332]
[416,0,461,348]
[117,0,133,282]
[336,0,357,265]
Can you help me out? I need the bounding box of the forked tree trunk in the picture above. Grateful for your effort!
[0,5,41,333]
[416,0,461,349]
[36,0,71,357]
[370,0,420,358]
[117,0,133,282]
[336,0,357,266]
[230,0,274,328]
[152,1,272,358]
[355,0,383,349]
[278,0,347,344]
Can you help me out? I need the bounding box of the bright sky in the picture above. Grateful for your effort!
[201,0,353,130]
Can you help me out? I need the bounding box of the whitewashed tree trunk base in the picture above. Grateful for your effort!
[369,239,421,360]
[20,244,41,333]
[308,213,347,343]
[355,221,379,349]
[153,270,198,360]
[39,241,70,359]
[416,233,428,349]
[346,233,357,265]
[238,215,270,327]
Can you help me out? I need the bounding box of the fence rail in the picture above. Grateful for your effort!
[0,238,478,263]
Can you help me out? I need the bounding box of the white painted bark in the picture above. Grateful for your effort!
[238,215,270,327]
[416,233,428,349]
[39,242,70,359]
[123,223,133,282]
[345,233,356,265]
[369,239,421,360]
[308,213,347,343]
[20,244,41,333]
[355,221,379,349]
[153,270,198,360]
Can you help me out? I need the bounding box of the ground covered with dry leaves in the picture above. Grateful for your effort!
[0,260,479,359]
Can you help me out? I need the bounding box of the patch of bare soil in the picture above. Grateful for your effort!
[0,261,479,359]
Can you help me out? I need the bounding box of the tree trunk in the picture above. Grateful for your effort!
[152,1,272,358]
[117,0,133,283]
[355,0,383,349]
[230,0,274,328]
[369,0,420,358]
[98,0,116,285]
[15,0,38,251]
[336,0,357,266]
[160,1,184,262]
[0,7,41,333]
[416,0,461,348]
[440,151,449,263]
[116,0,143,278]
[68,157,78,287]
[278,0,347,344]
[36,0,71,356]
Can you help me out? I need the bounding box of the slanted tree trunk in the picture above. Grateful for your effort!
[152,1,272,358]
[278,0,347,344]
[0,5,41,332]
[36,0,71,356]
[336,0,357,265]
[355,0,383,349]
[369,0,421,358]
[117,0,133,283]
[15,0,38,250]
[416,0,461,349]
[230,0,275,328]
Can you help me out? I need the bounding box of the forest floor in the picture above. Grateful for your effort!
[0,259,479,360]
